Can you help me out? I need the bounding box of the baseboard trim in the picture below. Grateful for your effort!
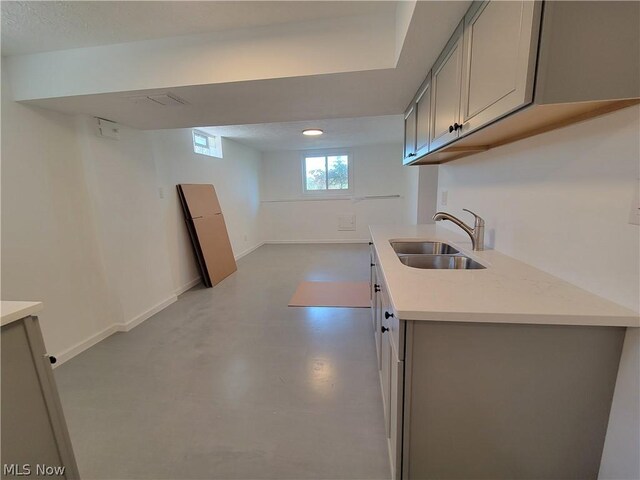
[115,295,177,333]
[54,324,119,367]
[263,239,369,244]
[234,241,265,261]
[175,277,201,296]
[53,294,177,368]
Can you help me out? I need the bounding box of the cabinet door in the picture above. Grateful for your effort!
[370,248,376,328]
[414,72,432,158]
[375,289,382,371]
[430,21,464,151]
[380,319,392,438]
[403,105,417,164]
[374,265,384,371]
[460,0,540,134]
[389,342,404,480]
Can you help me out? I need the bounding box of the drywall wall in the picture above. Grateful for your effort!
[434,105,640,479]
[8,13,395,100]
[0,67,116,356]
[416,165,438,224]
[150,130,262,293]
[75,116,176,329]
[260,144,419,242]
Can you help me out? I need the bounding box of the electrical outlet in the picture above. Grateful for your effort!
[158,187,165,199]
[338,214,356,231]
[441,190,448,206]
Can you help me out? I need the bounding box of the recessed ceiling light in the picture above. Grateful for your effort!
[302,129,323,136]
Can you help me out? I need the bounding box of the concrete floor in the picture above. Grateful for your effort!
[55,244,390,479]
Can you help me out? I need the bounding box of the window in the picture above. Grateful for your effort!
[192,129,223,158]
[303,152,351,193]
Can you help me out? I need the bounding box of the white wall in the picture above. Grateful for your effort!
[1,67,116,356]
[2,59,262,361]
[260,144,419,242]
[150,130,263,293]
[75,117,176,327]
[417,165,439,224]
[8,13,395,101]
[434,105,640,479]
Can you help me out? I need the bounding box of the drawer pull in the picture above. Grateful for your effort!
[381,326,389,333]
[385,311,394,319]
[374,284,381,292]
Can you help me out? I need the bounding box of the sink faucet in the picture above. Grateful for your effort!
[432,209,485,251]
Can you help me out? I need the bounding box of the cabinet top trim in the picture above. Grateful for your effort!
[1,301,44,326]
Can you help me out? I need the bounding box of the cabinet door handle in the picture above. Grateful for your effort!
[374,284,381,292]
[45,355,57,365]
[381,326,389,333]
[454,122,462,131]
[449,125,454,133]
[370,263,375,267]
[385,311,394,319]
[407,153,416,157]
[368,242,373,246]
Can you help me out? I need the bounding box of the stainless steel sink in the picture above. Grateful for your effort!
[398,254,486,270]
[390,241,459,255]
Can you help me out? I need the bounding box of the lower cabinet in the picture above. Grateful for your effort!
[1,314,80,479]
[370,243,625,480]
[372,264,404,480]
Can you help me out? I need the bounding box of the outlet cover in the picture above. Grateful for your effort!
[338,214,356,231]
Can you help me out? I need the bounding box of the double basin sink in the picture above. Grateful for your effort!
[390,241,486,270]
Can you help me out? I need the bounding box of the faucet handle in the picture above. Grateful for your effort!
[462,208,485,227]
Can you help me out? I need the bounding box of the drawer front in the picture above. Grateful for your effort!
[380,287,405,361]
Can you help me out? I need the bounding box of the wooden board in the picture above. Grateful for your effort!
[177,184,237,288]
[192,215,237,286]
[179,183,222,218]
[177,186,210,285]
[288,282,370,308]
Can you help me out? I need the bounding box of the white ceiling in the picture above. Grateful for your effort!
[1,1,396,56]
[4,0,471,135]
[200,115,403,152]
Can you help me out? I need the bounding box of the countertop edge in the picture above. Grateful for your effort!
[1,301,44,327]
[371,225,640,328]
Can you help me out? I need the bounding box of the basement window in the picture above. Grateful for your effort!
[192,129,223,158]
[302,152,352,194]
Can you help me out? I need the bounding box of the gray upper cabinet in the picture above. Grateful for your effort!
[402,0,638,166]
[429,21,464,152]
[414,72,432,159]
[402,105,417,165]
[460,0,541,135]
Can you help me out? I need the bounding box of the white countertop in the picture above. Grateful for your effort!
[371,225,639,327]
[1,301,43,327]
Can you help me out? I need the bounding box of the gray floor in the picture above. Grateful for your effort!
[55,244,390,480]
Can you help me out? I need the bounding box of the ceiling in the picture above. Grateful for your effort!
[4,1,471,132]
[200,115,403,152]
[1,1,396,56]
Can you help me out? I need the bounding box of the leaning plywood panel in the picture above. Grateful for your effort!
[179,183,222,218]
[177,185,210,286]
[192,215,237,286]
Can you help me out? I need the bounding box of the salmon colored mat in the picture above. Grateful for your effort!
[288,281,371,308]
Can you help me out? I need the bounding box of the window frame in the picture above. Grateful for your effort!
[192,129,223,158]
[301,150,353,196]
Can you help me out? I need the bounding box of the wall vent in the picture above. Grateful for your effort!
[126,92,189,106]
